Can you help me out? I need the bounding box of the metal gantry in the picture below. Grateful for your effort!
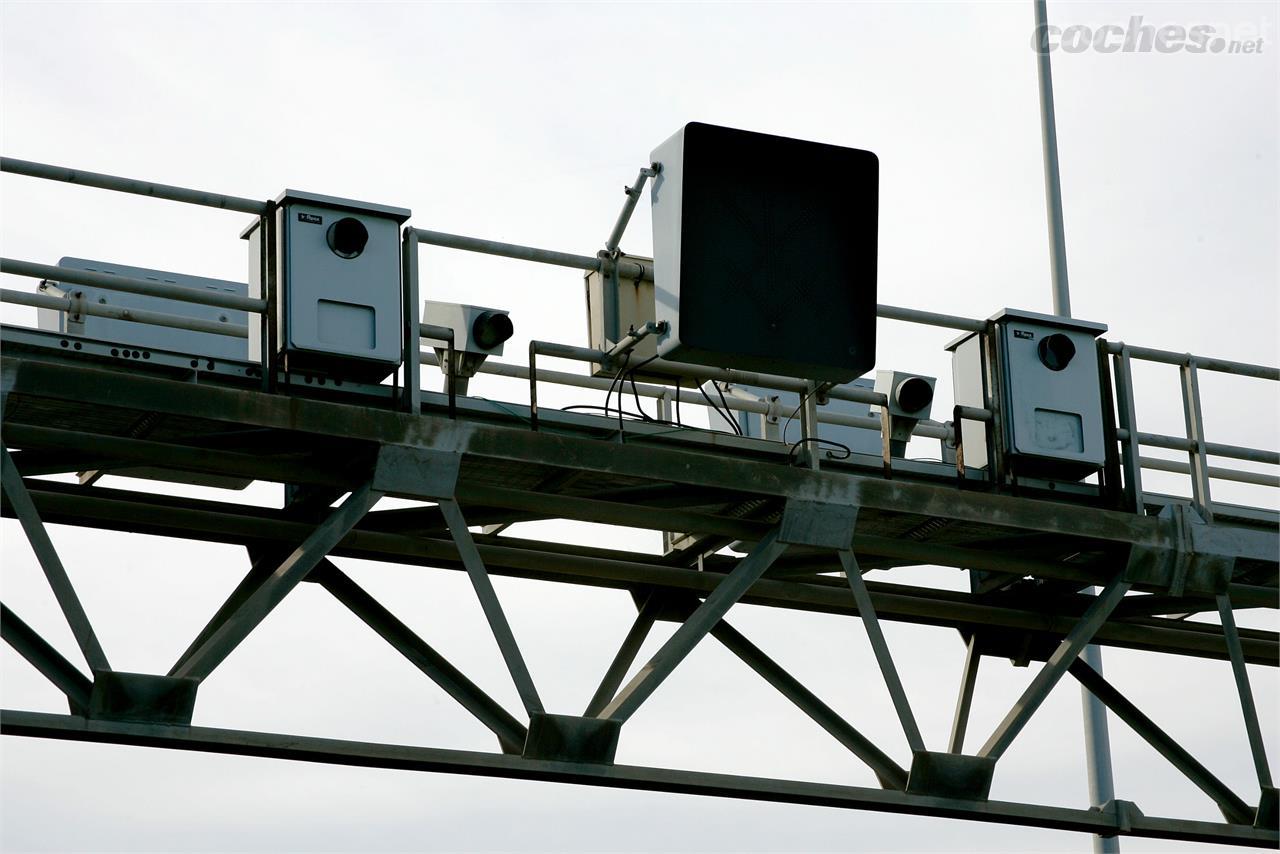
[0,158,1277,849]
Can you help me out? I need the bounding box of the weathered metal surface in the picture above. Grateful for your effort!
[0,342,1275,849]
[3,711,1276,849]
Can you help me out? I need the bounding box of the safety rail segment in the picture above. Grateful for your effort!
[3,155,1278,509]
[3,267,1274,491]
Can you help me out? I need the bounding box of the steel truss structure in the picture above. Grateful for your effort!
[0,157,1277,849]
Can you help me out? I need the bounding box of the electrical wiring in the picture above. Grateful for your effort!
[788,436,852,462]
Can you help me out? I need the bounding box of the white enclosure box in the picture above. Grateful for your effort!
[584,257,659,377]
[423,300,512,358]
[243,190,410,381]
[948,309,1107,481]
[37,258,248,361]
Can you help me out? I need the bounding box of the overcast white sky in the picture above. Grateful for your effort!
[0,1,1276,852]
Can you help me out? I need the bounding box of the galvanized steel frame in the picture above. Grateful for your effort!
[1,156,1277,848]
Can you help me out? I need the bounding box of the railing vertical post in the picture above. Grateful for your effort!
[980,326,1007,490]
[1112,346,1144,513]
[262,202,279,392]
[799,382,821,470]
[401,229,422,413]
[1181,358,1213,522]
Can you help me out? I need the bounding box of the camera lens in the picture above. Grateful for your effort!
[1037,333,1076,371]
[894,376,934,414]
[472,311,514,350]
[327,217,369,259]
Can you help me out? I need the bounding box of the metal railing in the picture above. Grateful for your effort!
[0,156,277,392]
[4,156,1277,511]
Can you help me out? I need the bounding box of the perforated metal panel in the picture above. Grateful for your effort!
[38,258,248,361]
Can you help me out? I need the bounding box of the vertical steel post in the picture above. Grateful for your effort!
[1181,359,1213,522]
[401,229,422,414]
[1081,643,1117,802]
[263,202,280,392]
[799,382,821,470]
[1035,4,1116,844]
[1035,0,1071,318]
[1112,347,1144,512]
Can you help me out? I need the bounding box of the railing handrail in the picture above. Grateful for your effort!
[4,154,1274,376]
[0,258,264,314]
[5,153,1277,510]
[1,157,269,215]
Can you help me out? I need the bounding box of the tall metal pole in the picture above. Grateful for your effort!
[1034,2,1117,851]
[1035,0,1072,318]
[1081,642,1118,853]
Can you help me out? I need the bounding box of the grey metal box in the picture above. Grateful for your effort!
[948,309,1107,480]
[244,190,410,381]
[36,258,248,361]
[584,257,659,377]
[423,300,511,357]
[649,122,878,383]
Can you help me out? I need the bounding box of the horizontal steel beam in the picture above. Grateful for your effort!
[3,711,1275,848]
[6,358,1234,558]
[6,480,1275,665]
[7,420,1268,605]
[3,423,356,488]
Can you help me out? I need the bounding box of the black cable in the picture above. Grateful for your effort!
[711,380,744,436]
[625,353,662,423]
[698,383,740,435]
[603,352,632,430]
[780,384,823,445]
[560,404,681,427]
[788,437,852,462]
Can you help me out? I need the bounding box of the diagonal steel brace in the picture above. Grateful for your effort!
[979,574,1131,760]
[439,499,544,717]
[839,549,926,753]
[596,528,787,723]
[1,447,110,672]
[310,559,528,753]
[1,601,92,714]
[170,481,382,682]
